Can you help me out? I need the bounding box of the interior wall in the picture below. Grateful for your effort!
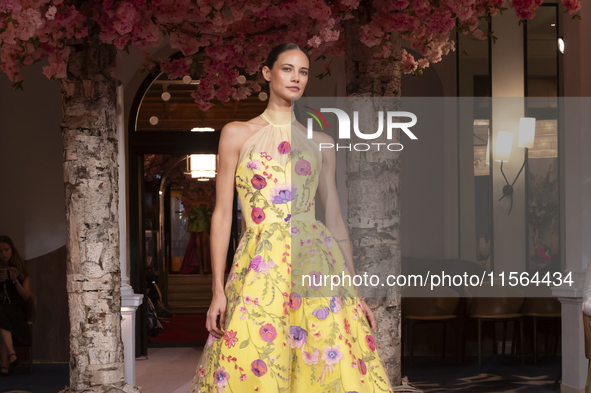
[0,62,65,260]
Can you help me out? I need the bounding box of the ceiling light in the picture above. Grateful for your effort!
[191,127,215,132]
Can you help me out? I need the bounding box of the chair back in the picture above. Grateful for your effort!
[402,286,459,319]
[521,285,561,316]
[465,285,524,317]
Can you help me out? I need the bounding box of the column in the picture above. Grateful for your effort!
[117,84,144,385]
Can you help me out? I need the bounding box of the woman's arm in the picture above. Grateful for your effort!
[9,268,30,301]
[206,121,243,339]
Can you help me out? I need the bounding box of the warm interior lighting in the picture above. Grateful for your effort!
[188,154,217,179]
[495,131,513,162]
[518,117,536,148]
[191,127,215,132]
[558,37,565,54]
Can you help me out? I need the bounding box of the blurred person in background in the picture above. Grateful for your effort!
[0,235,31,377]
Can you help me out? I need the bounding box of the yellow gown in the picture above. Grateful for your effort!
[189,108,393,393]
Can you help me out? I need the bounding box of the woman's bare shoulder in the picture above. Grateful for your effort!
[220,116,267,150]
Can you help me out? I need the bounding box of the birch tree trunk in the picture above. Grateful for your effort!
[59,40,140,393]
[344,3,403,386]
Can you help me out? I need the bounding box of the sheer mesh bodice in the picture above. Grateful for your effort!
[236,108,323,239]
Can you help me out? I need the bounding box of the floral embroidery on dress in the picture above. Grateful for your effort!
[189,109,393,393]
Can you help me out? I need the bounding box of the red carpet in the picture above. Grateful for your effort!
[148,313,209,344]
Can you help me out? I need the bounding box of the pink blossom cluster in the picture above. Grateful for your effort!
[0,0,582,104]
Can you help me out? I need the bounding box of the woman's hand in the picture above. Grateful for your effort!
[206,292,227,339]
[360,300,376,332]
[8,267,18,282]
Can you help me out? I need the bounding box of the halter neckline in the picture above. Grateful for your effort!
[260,108,296,127]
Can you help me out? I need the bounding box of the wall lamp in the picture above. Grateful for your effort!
[496,117,536,215]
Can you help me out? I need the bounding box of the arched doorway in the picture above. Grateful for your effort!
[127,53,269,355]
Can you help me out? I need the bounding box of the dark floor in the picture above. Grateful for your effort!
[0,355,562,393]
[402,355,561,392]
[1,363,69,393]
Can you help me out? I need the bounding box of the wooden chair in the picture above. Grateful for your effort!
[402,285,460,366]
[14,292,37,373]
[521,288,561,364]
[465,285,525,366]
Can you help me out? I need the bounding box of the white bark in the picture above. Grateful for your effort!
[344,6,403,386]
[59,41,141,393]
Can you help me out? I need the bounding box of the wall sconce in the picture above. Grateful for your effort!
[186,154,218,180]
[557,37,565,55]
[497,118,536,215]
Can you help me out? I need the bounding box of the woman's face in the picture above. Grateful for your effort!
[264,49,309,101]
[0,243,12,262]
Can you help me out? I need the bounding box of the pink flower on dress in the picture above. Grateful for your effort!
[246,159,262,170]
[251,207,265,224]
[289,225,300,236]
[366,335,376,351]
[224,330,238,348]
[295,159,311,175]
[322,345,344,366]
[278,141,291,154]
[251,359,267,377]
[358,359,367,375]
[302,349,320,365]
[251,174,267,189]
[259,323,277,342]
[289,292,302,310]
[244,295,252,305]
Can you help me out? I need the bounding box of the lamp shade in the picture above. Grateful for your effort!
[188,154,217,178]
[518,117,536,148]
[495,131,513,162]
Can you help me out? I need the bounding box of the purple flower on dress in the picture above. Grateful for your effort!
[289,292,302,310]
[289,326,308,348]
[248,255,264,273]
[259,323,277,342]
[251,174,267,189]
[251,359,267,377]
[214,367,230,387]
[322,345,344,366]
[251,207,265,224]
[278,141,291,154]
[295,159,311,176]
[330,296,342,314]
[312,306,330,320]
[284,214,291,223]
[270,182,298,204]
